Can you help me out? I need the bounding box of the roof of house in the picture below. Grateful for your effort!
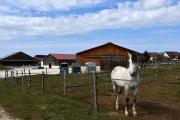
[164,51,179,58]
[77,42,141,55]
[34,55,47,61]
[48,54,76,60]
[1,51,38,61]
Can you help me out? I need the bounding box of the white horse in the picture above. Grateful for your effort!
[111,52,140,117]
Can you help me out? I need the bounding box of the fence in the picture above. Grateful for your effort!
[2,68,111,111]
[1,63,180,111]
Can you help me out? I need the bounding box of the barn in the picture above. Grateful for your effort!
[43,54,76,68]
[76,42,140,71]
[0,51,38,66]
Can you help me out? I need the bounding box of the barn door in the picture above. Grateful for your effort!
[100,57,112,71]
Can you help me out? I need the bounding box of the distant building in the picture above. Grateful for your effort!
[76,42,141,71]
[163,51,180,63]
[34,55,47,67]
[149,52,158,62]
[0,51,38,66]
[43,54,76,68]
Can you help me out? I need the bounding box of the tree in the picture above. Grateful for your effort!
[141,51,150,64]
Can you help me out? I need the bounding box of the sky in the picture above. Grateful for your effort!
[0,0,180,57]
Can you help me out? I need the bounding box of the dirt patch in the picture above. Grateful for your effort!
[0,107,19,120]
[82,95,180,120]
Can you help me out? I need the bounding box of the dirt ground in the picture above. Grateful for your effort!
[83,95,180,120]
[0,107,19,120]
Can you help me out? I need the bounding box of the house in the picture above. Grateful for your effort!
[149,52,158,62]
[76,42,141,71]
[34,55,47,67]
[163,51,180,63]
[163,51,179,60]
[0,51,38,66]
[43,54,76,68]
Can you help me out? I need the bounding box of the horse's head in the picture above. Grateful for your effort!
[128,52,138,77]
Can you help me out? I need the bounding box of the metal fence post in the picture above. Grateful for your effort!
[92,71,99,112]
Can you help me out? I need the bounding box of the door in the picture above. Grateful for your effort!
[49,63,52,68]
[100,57,112,71]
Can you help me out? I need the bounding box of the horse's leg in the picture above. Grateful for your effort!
[124,86,129,116]
[116,94,119,110]
[112,81,119,110]
[132,88,138,116]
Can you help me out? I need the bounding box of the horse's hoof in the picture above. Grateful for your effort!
[125,111,129,116]
[133,111,137,117]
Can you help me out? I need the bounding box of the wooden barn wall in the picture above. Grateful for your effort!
[77,44,129,65]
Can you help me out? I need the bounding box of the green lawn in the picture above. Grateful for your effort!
[0,80,133,120]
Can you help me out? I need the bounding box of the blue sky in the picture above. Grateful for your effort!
[0,0,180,57]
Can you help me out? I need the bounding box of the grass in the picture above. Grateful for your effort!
[0,80,132,120]
[0,64,180,120]
[139,64,180,102]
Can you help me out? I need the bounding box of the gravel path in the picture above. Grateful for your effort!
[0,107,19,120]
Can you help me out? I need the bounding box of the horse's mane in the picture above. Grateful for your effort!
[131,52,138,63]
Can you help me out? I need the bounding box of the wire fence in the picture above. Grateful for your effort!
[1,63,180,111]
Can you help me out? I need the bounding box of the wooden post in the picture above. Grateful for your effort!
[16,71,18,78]
[16,71,19,87]
[74,75,80,94]
[63,70,67,96]
[13,71,15,78]
[29,70,32,89]
[141,67,143,81]
[42,71,45,94]
[46,68,47,76]
[7,71,8,79]
[24,69,25,76]
[92,71,99,112]
[21,70,24,90]
[5,71,7,80]
[11,71,13,78]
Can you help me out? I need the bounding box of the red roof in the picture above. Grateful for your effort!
[50,54,76,60]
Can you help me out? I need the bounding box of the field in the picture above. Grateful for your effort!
[0,64,180,120]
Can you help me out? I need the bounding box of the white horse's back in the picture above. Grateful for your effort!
[111,66,140,88]
[111,66,131,80]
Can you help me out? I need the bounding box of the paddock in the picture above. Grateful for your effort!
[0,63,180,120]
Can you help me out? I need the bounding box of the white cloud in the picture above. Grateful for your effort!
[132,0,171,9]
[0,0,180,41]
[2,0,104,11]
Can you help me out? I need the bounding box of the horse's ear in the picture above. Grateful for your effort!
[128,52,132,58]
